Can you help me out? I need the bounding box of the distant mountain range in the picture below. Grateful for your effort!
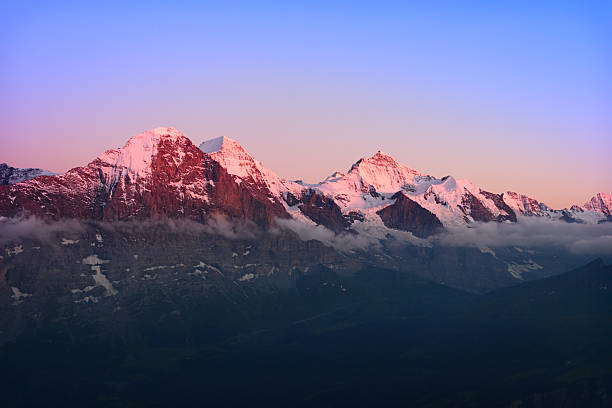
[0,163,54,186]
[1,127,610,236]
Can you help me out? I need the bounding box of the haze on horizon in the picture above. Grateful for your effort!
[1,1,610,209]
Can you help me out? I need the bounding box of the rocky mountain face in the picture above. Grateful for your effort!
[0,163,55,185]
[0,128,287,226]
[376,192,443,237]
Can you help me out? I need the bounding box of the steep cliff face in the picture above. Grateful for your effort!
[376,192,443,238]
[295,189,350,233]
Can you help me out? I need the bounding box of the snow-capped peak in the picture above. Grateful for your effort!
[583,192,612,216]
[96,127,189,178]
[198,135,302,198]
[344,150,425,194]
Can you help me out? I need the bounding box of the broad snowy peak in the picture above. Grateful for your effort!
[96,127,189,178]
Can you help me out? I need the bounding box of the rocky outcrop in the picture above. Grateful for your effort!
[297,189,350,233]
[480,190,517,222]
[458,190,497,222]
[377,192,443,238]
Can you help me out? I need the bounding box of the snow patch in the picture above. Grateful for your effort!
[507,259,543,280]
[195,261,222,274]
[11,287,32,305]
[81,255,117,296]
[6,245,23,256]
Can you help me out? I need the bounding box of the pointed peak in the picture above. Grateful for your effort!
[348,149,414,174]
[361,150,402,167]
[199,135,244,154]
[371,150,395,160]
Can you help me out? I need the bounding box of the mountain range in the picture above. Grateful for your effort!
[2,127,611,407]
[1,127,610,236]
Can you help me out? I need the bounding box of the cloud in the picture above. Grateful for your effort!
[2,215,610,256]
[274,218,371,252]
[274,217,429,253]
[0,216,87,244]
[431,217,612,255]
[0,215,261,245]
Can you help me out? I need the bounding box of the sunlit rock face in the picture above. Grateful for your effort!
[0,128,289,226]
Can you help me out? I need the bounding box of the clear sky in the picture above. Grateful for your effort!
[1,1,610,208]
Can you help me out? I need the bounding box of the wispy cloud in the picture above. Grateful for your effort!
[0,215,261,245]
[431,217,612,255]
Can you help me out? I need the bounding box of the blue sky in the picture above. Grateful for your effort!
[1,1,610,207]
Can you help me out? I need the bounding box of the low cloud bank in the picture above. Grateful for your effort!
[274,218,429,252]
[1,215,610,256]
[431,217,612,255]
[274,218,376,252]
[0,217,88,244]
[0,215,260,245]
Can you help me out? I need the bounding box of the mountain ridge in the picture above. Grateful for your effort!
[1,127,610,235]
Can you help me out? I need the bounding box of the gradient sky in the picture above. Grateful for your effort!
[1,1,611,208]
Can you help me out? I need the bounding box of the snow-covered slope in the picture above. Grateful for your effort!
[96,127,186,180]
[0,163,55,185]
[198,136,302,199]
[502,191,550,216]
[502,191,610,224]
